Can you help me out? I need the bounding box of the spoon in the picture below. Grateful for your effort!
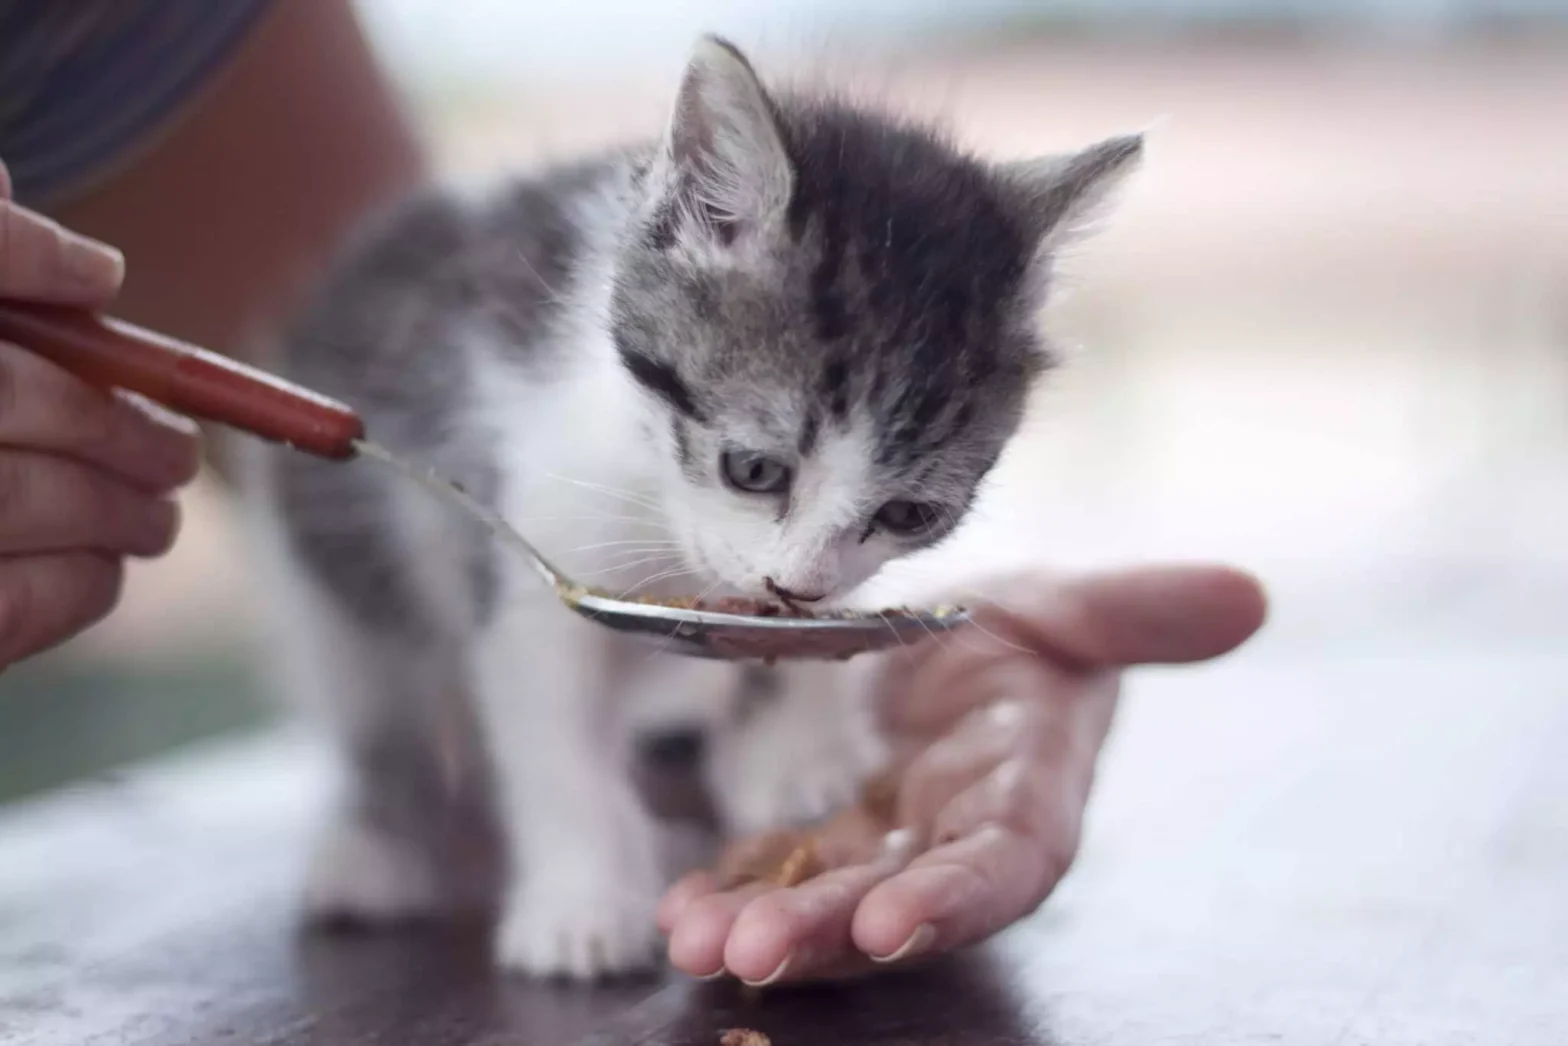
[0,300,969,662]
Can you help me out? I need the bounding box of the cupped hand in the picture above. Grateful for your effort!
[0,159,200,668]
[658,564,1268,984]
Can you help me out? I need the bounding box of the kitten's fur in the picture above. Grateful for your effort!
[247,36,1141,978]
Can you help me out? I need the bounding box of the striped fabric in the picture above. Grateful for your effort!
[0,0,275,206]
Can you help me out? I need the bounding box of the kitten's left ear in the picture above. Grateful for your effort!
[651,35,793,245]
[999,132,1144,255]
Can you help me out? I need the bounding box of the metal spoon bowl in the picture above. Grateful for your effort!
[565,585,969,660]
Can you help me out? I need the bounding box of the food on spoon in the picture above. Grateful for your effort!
[627,592,952,623]
[631,592,803,617]
[564,581,960,623]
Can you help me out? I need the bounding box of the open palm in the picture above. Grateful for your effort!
[658,565,1268,985]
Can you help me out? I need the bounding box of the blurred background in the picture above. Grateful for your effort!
[2,0,1565,803]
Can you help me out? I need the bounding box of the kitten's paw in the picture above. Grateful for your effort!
[496,874,662,979]
[303,817,441,926]
[708,689,887,835]
[495,796,666,979]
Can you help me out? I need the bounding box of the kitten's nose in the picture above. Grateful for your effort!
[765,580,826,604]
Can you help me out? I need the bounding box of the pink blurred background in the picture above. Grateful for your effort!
[3,3,1566,798]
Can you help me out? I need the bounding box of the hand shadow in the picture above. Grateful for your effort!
[630,947,1064,1046]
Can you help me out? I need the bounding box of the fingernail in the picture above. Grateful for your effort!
[870,923,935,964]
[163,437,203,489]
[62,229,125,294]
[696,966,728,982]
[135,499,181,556]
[739,951,793,988]
[880,827,919,866]
[117,390,200,437]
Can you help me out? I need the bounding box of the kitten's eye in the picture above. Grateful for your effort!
[874,500,940,536]
[721,451,792,495]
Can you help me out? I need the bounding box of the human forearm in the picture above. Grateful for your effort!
[45,0,426,366]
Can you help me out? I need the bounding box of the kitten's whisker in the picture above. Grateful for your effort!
[512,247,569,306]
[560,538,682,556]
[937,505,967,546]
[934,587,1037,659]
[873,609,915,654]
[574,553,682,580]
[875,563,1037,659]
[617,565,700,600]
[957,611,1037,658]
[900,603,946,652]
[645,577,723,661]
[587,551,685,573]
[510,514,664,527]
[544,473,661,512]
[570,545,680,577]
[598,550,684,573]
[636,565,700,590]
[596,544,683,559]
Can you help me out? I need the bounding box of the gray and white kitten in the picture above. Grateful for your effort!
[246,35,1141,979]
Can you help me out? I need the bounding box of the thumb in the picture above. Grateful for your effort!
[978,564,1268,669]
[0,197,125,305]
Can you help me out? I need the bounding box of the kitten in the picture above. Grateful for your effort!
[245,35,1142,979]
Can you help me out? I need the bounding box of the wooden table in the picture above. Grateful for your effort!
[4,628,1567,1045]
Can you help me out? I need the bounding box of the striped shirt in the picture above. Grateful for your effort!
[0,0,275,206]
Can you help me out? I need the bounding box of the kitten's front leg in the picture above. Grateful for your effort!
[707,660,890,836]
[471,597,663,979]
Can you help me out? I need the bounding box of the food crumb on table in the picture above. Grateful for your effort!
[720,1030,772,1046]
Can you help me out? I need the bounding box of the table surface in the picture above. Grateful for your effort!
[4,625,1567,1046]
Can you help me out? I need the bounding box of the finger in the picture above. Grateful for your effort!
[879,641,1069,748]
[0,159,11,200]
[0,552,124,666]
[657,870,719,935]
[897,698,1064,836]
[852,735,1085,965]
[727,829,922,985]
[852,822,1061,963]
[666,882,773,979]
[0,199,125,306]
[0,451,181,557]
[968,564,1268,670]
[926,755,1083,856]
[0,343,201,493]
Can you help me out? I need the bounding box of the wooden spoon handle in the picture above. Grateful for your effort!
[0,300,363,461]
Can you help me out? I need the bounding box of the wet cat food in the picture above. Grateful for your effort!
[720,1030,771,1046]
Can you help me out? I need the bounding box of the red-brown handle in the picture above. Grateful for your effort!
[0,300,364,461]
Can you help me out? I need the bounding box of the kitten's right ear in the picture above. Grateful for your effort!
[649,35,793,246]
[999,132,1144,254]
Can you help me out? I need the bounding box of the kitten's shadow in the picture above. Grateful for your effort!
[294,919,669,1042]
[287,728,721,1038]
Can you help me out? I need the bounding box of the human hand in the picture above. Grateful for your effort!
[0,159,200,668]
[658,564,1268,984]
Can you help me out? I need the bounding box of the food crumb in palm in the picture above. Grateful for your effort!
[720,1030,772,1046]
[773,839,822,887]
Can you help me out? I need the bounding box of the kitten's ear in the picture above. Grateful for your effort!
[652,35,793,244]
[999,133,1144,253]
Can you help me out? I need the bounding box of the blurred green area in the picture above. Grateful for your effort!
[0,650,273,805]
